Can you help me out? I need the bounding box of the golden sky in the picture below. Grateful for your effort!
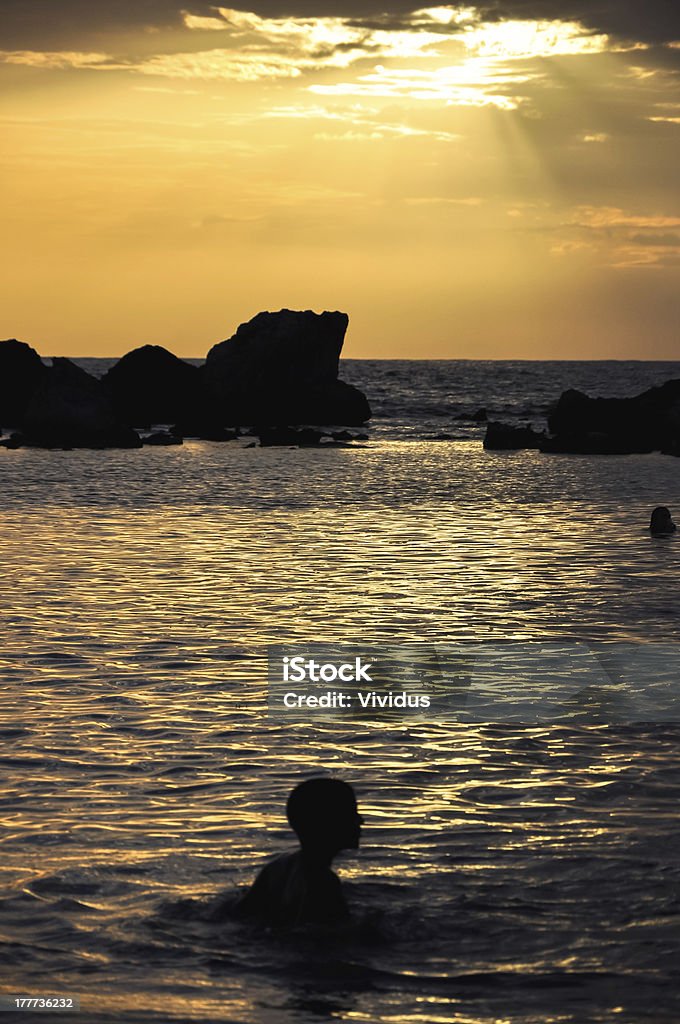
[1,2,679,357]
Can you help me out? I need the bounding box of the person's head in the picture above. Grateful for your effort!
[650,506,676,535]
[286,777,362,857]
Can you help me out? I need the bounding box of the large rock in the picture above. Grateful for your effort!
[0,339,47,425]
[102,344,202,427]
[21,359,141,448]
[204,309,371,425]
[547,381,680,454]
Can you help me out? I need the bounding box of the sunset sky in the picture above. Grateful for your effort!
[1,1,679,358]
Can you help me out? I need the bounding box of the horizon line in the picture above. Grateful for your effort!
[55,355,680,364]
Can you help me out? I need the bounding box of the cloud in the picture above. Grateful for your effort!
[137,51,307,80]
[544,205,680,269]
[314,121,459,140]
[570,206,680,229]
[0,5,631,95]
[224,101,460,140]
[0,50,116,70]
[475,2,680,45]
[0,3,673,126]
[0,1,678,51]
[630,232,680,246]
[309,62,528,107]
[182,12,234,30]
[461,18,612,58]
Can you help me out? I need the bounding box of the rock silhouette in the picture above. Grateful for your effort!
[483,422,545,450]
[21,359,142,449]
[257,426,324,447]
[142,430,183,446]
[0,339,47,425]
[102,344,201,427]
[0,310,372,448]
[204,309,371,425]
[482,380,680,455]
[545,381,680,454]
[457,407,487,422]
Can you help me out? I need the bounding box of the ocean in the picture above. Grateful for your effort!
[1,360,680,1023]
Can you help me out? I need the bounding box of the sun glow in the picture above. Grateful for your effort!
[462,19,610,59]
[1,8,621,94]
[0,2,678,356]
[413,6,477,26]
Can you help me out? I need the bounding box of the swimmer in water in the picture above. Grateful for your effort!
[649,506,676,536]
[235,777,362,926]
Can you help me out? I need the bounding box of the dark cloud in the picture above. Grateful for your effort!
[0,0,187,47]
[1,0,679,49]
[479,1,680,45]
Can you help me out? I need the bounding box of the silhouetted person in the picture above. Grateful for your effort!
[649,506,676,536]
[235,777,362,926]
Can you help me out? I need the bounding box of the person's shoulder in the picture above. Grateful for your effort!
[255,850,302,885]
[234,850,302,918]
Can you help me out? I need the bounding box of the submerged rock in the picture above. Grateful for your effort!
[102,344,201,427]
[142,431,183,446]
[204,309,371,425]
[257,426,324,447]
[331,429,367,442]
[483,422,545,450]
[456,407,487,422]
[0,432,23,449]
[255,425,368,446]
[21,359,142,449]
[424,432,470,441]
[0,339,47,425]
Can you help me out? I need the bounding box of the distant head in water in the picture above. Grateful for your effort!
[649,506,676,536]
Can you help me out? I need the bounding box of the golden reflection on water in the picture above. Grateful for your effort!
[1,444,680,1022]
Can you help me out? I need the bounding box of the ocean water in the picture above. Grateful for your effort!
[1,361,680,1024]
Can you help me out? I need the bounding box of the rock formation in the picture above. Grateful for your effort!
[204,309,371,425]
[102,344,201,427]
[20,359,141,449]
[0,339,47,425]
[482,380,680,455]
[1,310,372,448]
[545,381,680,454]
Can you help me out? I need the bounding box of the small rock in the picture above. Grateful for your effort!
[0,432,24,449]
[257,426,324,447]
[142,431,183,446]
[483,422,545,451]
[456,407,487,422]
